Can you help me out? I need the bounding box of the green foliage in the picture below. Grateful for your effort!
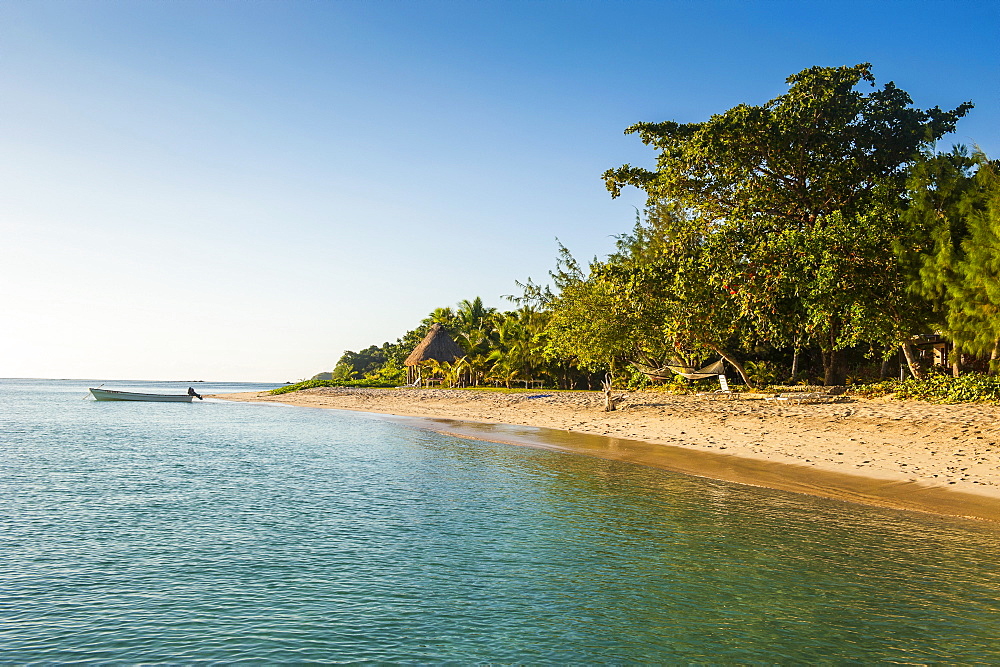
[330,297,589,391]
[947,157,1000,361]
[743,360,783,387]
[454,297,498,356]
[269,379,398,395]
[419,358,468,388]
[330,325,429,381]
[605,63,971,222]
[331,362,356,381]
[848,380,900,398]
[336,344,393,378]
[602,63,972,385]
[542,242,646,371]
[484,307,545,386]
[852,373,1000,403]
[897,150,1000,367]
[312,64,992,394]
[363,358,406,385]
[543,205,746,381]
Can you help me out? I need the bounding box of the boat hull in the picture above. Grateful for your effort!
[90,388,194,402]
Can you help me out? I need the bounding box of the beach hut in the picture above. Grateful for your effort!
[404,323,466,385]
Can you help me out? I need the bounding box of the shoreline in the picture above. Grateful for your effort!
[210,387,1000,522]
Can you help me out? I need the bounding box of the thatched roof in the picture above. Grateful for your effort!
[404,323,465,366]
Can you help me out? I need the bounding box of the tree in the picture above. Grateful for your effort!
[604,63,973,385]
[424,307,456,328]
[619,204,753,384]
[454,296,498,359]
[455,297,496,336]
[898,147,979,376]
[543,205,754,385]
[421,357,468,388]
[487,307,548,387]
[542,244,644,373]
[951,157,1000,370]
[903,151,1000,372]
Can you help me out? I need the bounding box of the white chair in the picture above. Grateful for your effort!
[697,374,738,400]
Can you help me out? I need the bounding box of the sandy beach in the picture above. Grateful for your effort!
[212,387,1000,522]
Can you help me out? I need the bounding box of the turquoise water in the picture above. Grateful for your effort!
[2,379,1000,662]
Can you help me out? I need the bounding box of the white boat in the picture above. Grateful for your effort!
[89,388,196,402]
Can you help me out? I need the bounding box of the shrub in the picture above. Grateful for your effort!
[363,359,406,385]
[269,379,398,395]
[851,373,1000,403]
[744,360,783,387]
[849,380,900,398]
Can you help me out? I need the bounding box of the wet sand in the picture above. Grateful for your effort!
[210,387,1000,522]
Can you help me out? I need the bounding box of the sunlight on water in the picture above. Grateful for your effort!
[2,379,999,662]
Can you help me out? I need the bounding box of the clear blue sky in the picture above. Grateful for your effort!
[2,0,997,381]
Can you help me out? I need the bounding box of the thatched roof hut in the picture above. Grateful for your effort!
[404,323,465,366]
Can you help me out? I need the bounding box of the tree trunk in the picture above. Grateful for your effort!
[821,348,847,386]
[880,352,894,379]
[901,342,923,380]
[990,340,1000,377]
[790,346,800,382]
[710,346,753,387]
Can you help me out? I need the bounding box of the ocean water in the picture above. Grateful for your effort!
[2,378,999,663]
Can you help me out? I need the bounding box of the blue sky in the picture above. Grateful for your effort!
[2,0,997,381]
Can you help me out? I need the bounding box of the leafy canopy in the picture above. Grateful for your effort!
[902,151,1000,359]
[604,63,972,226]
[602,63,973,385]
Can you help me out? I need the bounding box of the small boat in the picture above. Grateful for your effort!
[89,388,195,402]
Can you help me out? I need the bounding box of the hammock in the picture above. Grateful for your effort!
[633,359,725,380]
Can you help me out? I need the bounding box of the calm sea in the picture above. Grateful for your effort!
[2,378,999,662]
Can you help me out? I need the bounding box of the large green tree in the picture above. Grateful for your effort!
[902,150,1000,372]
[604,63,972,385]
[952,157,1000,367]
[542,249,652,374]
[898,147,979,376]
[544,205,753,384]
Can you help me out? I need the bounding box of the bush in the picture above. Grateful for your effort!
[363,359,407,385]
[849,380,900,398]
[269,379,398,395]
[851,373,1000,403]
[744,360,783,387]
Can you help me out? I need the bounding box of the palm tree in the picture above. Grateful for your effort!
[422,358,467,388]
[455,297,498,357]
[455,297,495,330]
[424,307,456,327]
[486,310,544,387]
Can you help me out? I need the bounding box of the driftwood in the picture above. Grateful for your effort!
[602,374,621,412]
